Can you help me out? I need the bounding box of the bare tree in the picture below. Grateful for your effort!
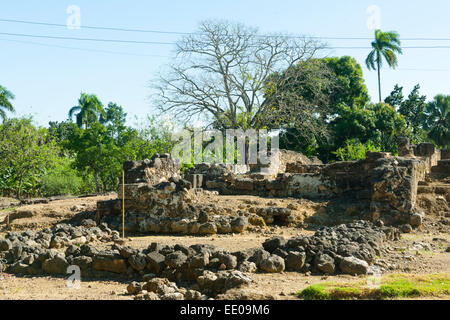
[153,20,328,130]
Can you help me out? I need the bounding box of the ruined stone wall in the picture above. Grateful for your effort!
[96,155,255,235]
[123,154,181,185]
[248,149,322,177]
[192,152,428,226]
[97,144,442,231]
[0,219,400,282]
[398,138,441,175]
[441,149,450,160]
[414,143,440,173]
[97,154,196,229]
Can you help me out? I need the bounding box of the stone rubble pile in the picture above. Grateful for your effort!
[1,220,399,300]
[0,220,119,275]
[128,271,253,300]
[260,220,400,275]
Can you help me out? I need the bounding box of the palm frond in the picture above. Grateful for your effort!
[68,106,81,118]
[365,50,377,70]
[0,108,6,122]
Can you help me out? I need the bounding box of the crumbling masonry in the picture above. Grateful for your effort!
[96,140,448,234]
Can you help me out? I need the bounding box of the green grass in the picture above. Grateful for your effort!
[0,207,17,212]
[297,274,450,300]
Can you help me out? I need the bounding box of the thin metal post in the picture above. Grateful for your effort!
[122,170,125,239]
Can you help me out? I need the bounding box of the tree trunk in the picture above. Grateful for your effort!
[377,60,382,103]
[94,172,100,194]
[17,177,23,200]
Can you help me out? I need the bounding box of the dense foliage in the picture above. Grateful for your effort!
[0,118,60,197]
[0,94,174,198]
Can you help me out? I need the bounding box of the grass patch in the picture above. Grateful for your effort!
[297,274,450,300]
[0,207,17,212]
[299,284,331,300]
[379,274,450,299]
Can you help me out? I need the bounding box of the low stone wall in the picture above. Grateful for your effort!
[431,160,450,176]
[441,149,450,160]
[248,149,323,177]
[398,138,441,173]
[123,154,181,185]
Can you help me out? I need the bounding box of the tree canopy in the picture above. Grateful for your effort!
[69,93,105,129]
[154,20,325,131]
[423,94,449,147]
[385,84,427,143]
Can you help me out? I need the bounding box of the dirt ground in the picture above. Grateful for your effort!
[0,194,449,300]
[0,195,116,231]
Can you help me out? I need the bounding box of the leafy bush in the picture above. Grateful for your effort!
[40,157,95,196]
[333,139,380,161]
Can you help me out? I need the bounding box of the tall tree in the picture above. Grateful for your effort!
[66,123,121,193]
[154,20,325,130]
[398,84,427,135]
[323,56,370,108]
[384,84,404,108]
[69,93,105,129]
[48,120,79,145]
[423,94,449,147]
[0,85,15,122]
[365,30,403,102]
[331,102,407,154]
[385,84,427,142]
[100,102,127,138]
[269,56,369,161]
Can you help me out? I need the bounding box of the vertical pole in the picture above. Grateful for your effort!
[122,170,125,239]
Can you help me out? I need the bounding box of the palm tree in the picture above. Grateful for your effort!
[69,93,105,129]
[423,94,449,147]
[366,29,403,102]
[0,85,15,122]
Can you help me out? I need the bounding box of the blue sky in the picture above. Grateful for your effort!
[1,0,449,127]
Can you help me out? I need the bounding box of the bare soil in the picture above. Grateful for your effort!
[0,195,116,231]
[0,197,20,210]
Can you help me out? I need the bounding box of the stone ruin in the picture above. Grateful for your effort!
[96,139,448,234]
[1,141,447,300]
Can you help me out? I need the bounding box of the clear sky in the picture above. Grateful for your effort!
[1,0,449,127]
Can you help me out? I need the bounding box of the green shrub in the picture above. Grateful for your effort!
[333,139,380,161]
[40,158,95,196]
